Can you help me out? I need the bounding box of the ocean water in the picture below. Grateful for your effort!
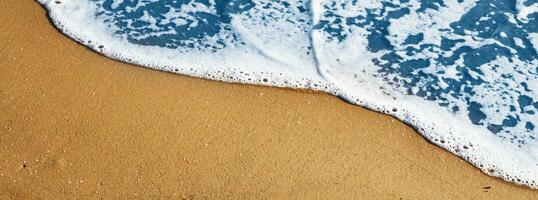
[37,0,538,188]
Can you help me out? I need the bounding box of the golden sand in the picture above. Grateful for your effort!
[1,0,537,199]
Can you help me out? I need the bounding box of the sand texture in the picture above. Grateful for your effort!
[1,0,538,199]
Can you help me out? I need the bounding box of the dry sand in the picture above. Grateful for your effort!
[1,0,537,199]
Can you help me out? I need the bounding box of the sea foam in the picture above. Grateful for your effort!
[37,0,538,188]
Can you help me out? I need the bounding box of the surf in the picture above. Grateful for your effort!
[37,0,538,188]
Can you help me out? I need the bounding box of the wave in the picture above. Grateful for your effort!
[37,0,538,188]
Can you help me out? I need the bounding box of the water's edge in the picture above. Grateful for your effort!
[37,0,538,189]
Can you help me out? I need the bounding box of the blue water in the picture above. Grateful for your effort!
[39,0,538,188]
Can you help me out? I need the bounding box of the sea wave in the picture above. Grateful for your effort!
[37,0,538,188]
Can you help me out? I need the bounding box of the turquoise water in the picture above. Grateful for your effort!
[38,0,538,188]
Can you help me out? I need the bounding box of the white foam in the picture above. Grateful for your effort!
[529,33,538,52]
[517,0,538,22]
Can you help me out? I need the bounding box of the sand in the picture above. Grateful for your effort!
[1,0,537,199]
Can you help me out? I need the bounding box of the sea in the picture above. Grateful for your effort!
[37,0,538,188]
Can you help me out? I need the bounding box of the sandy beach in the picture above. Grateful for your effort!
[1,0,537,199]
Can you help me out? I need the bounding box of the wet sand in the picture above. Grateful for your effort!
[1,0,537,199]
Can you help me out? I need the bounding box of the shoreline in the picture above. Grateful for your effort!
[1,0,537,198]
